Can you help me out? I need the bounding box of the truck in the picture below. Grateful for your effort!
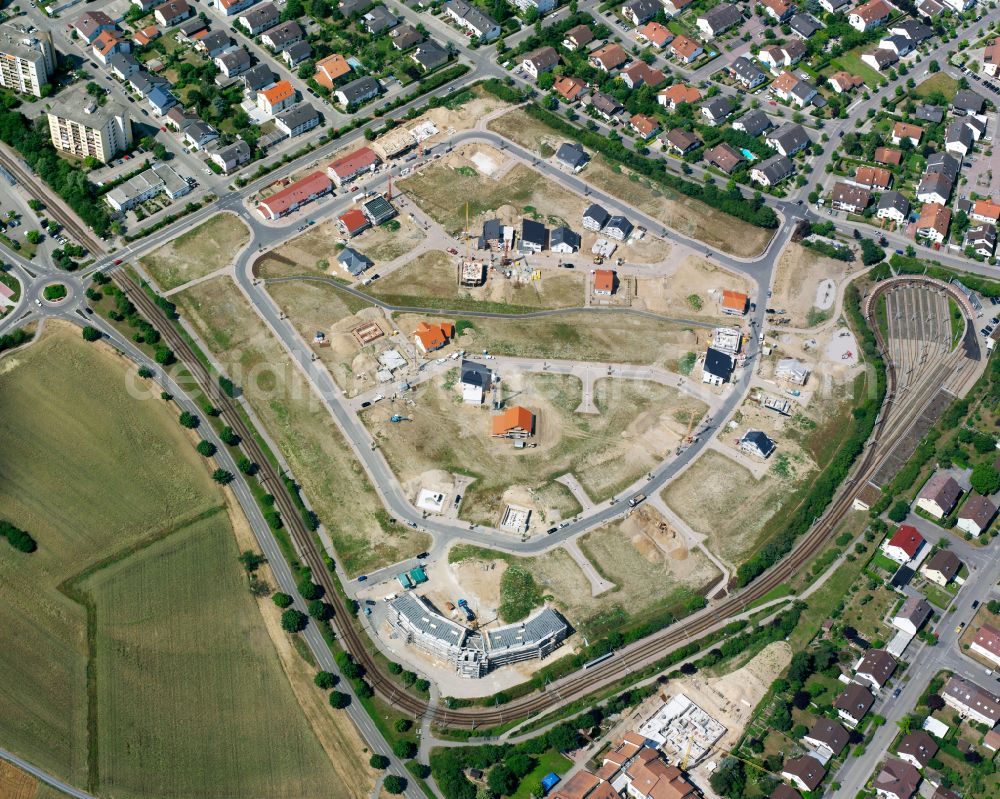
[397,572,414,589]
[456,598,475,621]
[628,493,646,508]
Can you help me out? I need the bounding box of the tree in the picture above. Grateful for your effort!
[394,718,412,733]
[487,764,518,797]
[308,599,332,620]
[154,345,174,365]
[179,411,199,428]
[272,592,294,608]
[369,754,390,769]
[860,238,885,266]
[382,776,406,795]
[220,426,240,446]
[505,753,535,779]
[547,723,580,752]
[315,671,338,689]
[888,500,910,522]
[27,198,43,212]
[196,440,217,457]
[329,690,351,709]
[926,693,945,710]
[393,739,416,759]
[138,366,154,379]
[710,758,745,799]
[929,59,940,72]
[82,325,101,341]
[537,72,555,91]
[212,469,234,485]
[971,462,1000,496]
[239,550,265,572]
[238,457,258,475]
[281,608,308,633]
[298,577,323,600]
[25,230,40,245]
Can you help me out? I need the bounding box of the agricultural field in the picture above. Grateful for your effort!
[0,322,361,798]
[173,275,430,574]
[395,311,702,367]
[485,109,773,258]
[366,250,586,312]
[0,761,38,799]
[139,213,251,291]
[363,372,706,527]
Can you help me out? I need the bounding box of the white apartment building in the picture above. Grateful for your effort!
[0,25,54,97]
[47,85,132,163]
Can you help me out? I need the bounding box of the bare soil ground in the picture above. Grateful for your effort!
[399,146,670,265]
[363,372,704,526]
[173,276,430,574]
[368,250,586,310]
[770,243,856,327]
[139,213,251,291]
[0,761,37,799]
[485,109,773,258]
[662,449,791,567]
[633,255,752,320]
[395,311,700,368]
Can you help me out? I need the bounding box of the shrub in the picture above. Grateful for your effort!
[888,500,910,522]
[82,326,101,341]
[1,520,37,553]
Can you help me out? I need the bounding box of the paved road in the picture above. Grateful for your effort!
[0,748,96,799]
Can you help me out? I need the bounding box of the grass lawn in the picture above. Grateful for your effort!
[914,73,959,101]
[871,552,902,574]
[140,213,251,291]
[174,275,431,574]
[0,269,21,301]
[510,750,573,799]
[0,321,361,798]
[829,51,883,88]
[921,581,956,610]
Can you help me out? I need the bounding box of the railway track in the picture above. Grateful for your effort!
[113,271,971,729]
[0,146,106,256]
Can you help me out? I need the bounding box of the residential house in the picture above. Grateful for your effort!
[874,758,921,799]
[522,46,559,80]
[182,121,218,150]
[146,84,177,115]
[561,24,593,51]
[751,154,794,186]
[889,19,932,42]
[803,719,849,757]
[154,0,192,27]
[705,142,744,173]
[621,61,666,88]
[883,524,924,564]
[275,103,319,137]
[875,147,903,165]
[831,182,872,213]
[238,2,280,36]
[766,123,810,156]
[759,45,789,71]
[73,11,114,44]
[241,64,275,97]
[945,120,974,157]
[983,39,1000,76]
[622,0,659,25]
[636,21,673,48]
[781,40,807,64]
[733,109,772,136]
[829,71,864,93]
[176,17,206,40]
[740,430,776,459]
[257,79,296,115]
[835,683,876,727]
[605,215,633,240]
[957,492,997,535]
[875,191,910,224]
[657,84,702,109]
[339,0,373,17]
[491,406,535,439]
[854,649,897,691]
[764,0,795,20]
[92,30,130,66]
[972,624,1000,667]
[261,21,303,51]
[849,0,893,32]
[313,54,352,89]
[662,0,692,14]
[916,202,952,244]
[553,75,586,102]
[965,223,997,258]
[781,757,825,793]
[550,226,581,253]
[896,732,939,770]
[722,290,748,315]
[337,247,372,277]
[132,25,160,47]
[702,347,734,386]
[328,146,380,187]
[892,595,933,635]
[217,0,258,15]
[861,48,898,72]
[920,548,961,586]
[972,198,1000,223]
[412,40,448,71]
[131,0,159,12]
[550,772,617,799]
[915,104,944,123]
[629,113,660,140]
[334,75,380,107]
[583,204,610,231]
[771,71,817,106]
[210,140,251,174]
[770,787,803,799]
[789,13,823,37]
[954,89,985,115]
[337,208,370,237]
[256,171,333,220]
[916,171,955,206]
[590,91,622,120]
[916,0,945,16]
[943,676,1000,726]
[215,47,252,78]
[593,268,616,296]
[619,748,697,799]
[283,41,313,68]
[696,3,743,39]
[701,96,733,125]
[109,53,140,80]
[729,55,767,88]
[590,43,628,72]
[819,0,850,10]
[413,321,455,354]
[854,165,892,189]
[442,0,500,41]
[361,6,398,35]
[556,142,589,172]
[459,360,492,404]
[389,24,423,50]
[520,219,548,252]
[891,121,923,147]
[663,128,700,154]
[194,30,231,59]
[917,473,962,518]
[670,35,703,63]
[879,34,914,56]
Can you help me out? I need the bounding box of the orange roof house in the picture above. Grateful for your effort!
[670,35,701,62]
[491,406,535,438]
[722,290,748,315]
[134,25,160,46]
[855,166,892,189]
[594,269,616,295]
[892,121,923,146]
[637,21,673,47]
[589,43,628,72]
[338,208,370,237]
[553,75,586,102]
[874,146,902,165]
[657,84,702,109]
[413,321,454,353]
[973,198,1000,222]
[314,54,352,88]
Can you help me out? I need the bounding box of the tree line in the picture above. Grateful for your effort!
[1,520,36,553]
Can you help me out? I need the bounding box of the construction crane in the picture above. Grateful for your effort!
[681,734,694,771]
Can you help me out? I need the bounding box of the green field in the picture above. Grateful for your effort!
[0,322,340,797]
[139,213,251,291]
[829,51,883,88]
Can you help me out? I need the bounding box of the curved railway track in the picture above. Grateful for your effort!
[114,272,970,729]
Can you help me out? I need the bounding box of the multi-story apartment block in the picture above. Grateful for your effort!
[47,85,132,163]
[0,25,54,97]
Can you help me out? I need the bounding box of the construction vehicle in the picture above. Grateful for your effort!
[593,255,604,265]
[390,415,410,422]
[457,598,475,621]
[628,493,646,508]
[786,389,801,397]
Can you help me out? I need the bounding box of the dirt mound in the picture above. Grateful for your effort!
[632,533,662,564]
